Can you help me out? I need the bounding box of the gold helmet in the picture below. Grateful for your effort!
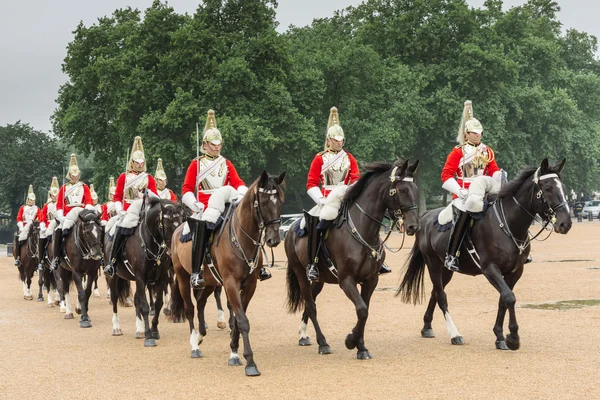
[457,100,483,144]
[326,107,345,142]
[90,184,98,201]
[155,158,167,181]
[67,153,80,180]
[108,176,116,196]
[129,136,146,172]
[27,184,36,201]
[202,109,223,146]
[49,176,59,196]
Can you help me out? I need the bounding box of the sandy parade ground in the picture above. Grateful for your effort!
[0,220,599,400]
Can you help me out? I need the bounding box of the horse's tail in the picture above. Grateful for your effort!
[396,241,426,304]
[169,277,185,322]
[114,277,131,306]
[286,256,304,313]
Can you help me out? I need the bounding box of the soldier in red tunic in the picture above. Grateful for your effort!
[441,100,501,271]
[38,177,60,270]
[101,177,118,226]
[14,185,41,266]
[305,107,361,281]
[181,109,270,288]
[90,184,102,214]
[104,136,159,277]
[51,154,95,270]
[155,158,177,201]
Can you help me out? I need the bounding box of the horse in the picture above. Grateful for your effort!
[285,159,420,359]
[55,209,104,327]
[397,158,572,350]
[14,220,40,300]
[105,196,183,347]
[170,170,285,376]
[38,232,60,307]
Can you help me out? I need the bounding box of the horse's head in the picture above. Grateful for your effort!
[78,210,103,260]
[157,199,184,249]
[385,159,420,235]
[533,158,571,234]
[28,220,40,242]
[253,170,286,247]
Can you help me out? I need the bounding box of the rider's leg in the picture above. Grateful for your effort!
[103,227,126,278]
[190,219,211,289]
[306,214,320,281]
[50,229,63,271]
[14,235,21,267]
[38,237,48,271]
[444,206,470,272]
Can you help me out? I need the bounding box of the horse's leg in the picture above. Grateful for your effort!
[55,269,66,312]
[25,266,33,300]
[93,268,100,298]
[73,271,92,328]
[45,270,55,307]
[426,259,464,345]
[109,278,122,336]
[422,268,454,338]
[61,268,74,319]
[195,287,214,343]
[340,276,373,360]
[150,280,166,340]
[37,266,44,302]
[225,278,260,376]
[484,264,523,351]
[299,281,325,346]
[177,276,201,358]
[134,278,155,347]
[148,286,156,316]
[214,285,226,330]
[298,277,330,354]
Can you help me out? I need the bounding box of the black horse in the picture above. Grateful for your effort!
[38,230,60,306]
[397,158,572,350]
[15,220,40,301]
[105,196,183,347]
[285,159,420,359]
[55,210,104,327]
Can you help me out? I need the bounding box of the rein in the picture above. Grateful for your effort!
[74,218,99,260]
[139,202,168,265]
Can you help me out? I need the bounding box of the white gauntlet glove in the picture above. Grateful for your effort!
[182,192,204,217]
[442,178,468,200]
[307,186,326,207]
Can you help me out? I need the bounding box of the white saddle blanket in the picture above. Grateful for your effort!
[182,186,238,235]
[437,175,502,225]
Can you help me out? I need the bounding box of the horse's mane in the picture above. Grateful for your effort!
[79,209,100,222]
[498,166,537,199]
[343,161,398,205]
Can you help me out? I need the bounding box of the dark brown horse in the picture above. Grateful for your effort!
[14,221,40,300]
[397,158,572,350]
[285,159,420,359]
[55,210,104,327]
[105,196,183,347]
[38,232,60,306]
[170,171,285,376]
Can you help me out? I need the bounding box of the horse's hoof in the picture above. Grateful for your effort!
[421,328,435,338]
[64,313,74,320]
[151,331,160,340]
[60,306,66,313]
[25,295,33,301]
[54,300,60,306]
[80,320,92,328]
[345,334,356,350]
[318,345,332,355]
[37,297,44,302]
[217,321,227,330]
[163,308,172,317]
[191,349,203,358]
[144,339,157,347]
[75,308,82,315]
[506,334,520,351]
[47,303,55,308]
[451,336,465,345]
[298,337,312,346]
[124,298,133,307]
[136,332,143,339]
[173,317,184,323]
[149,309,155,316]
[112,329,123,336]
[245,365,261,377]
[93,292,100,298]
[496,340,509,350]
[228,357,243,366]
[357,350,372,360]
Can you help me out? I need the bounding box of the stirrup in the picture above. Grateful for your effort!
[103,263,116,278]
[190,272,206,289]
[14,259,20,267]
[49,259,58,271]
[524,254,533,264]
[258,267,272,281]
[444,255,460,272]
[37,263,44,272]
[306,264,319,281]
[378,263,392,275]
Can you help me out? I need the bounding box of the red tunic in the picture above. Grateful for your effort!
[306,150,360,197]
[40,202,57,225]
[17,205,41,225]
[114,172,158,211]
[441,144,500,199]
[56,183,93,214]
[182,157,245,208]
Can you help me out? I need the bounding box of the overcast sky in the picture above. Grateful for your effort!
[1,0,598,133]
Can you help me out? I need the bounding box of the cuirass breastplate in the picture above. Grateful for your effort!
[322,151,350,186]
[124,172,149,201]
[199,157,227,191]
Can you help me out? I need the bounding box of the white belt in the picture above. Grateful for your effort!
[323,184,344,190]
[68,203,84,207]
[200,189,218,195]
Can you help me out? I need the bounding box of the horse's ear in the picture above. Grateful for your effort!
[407,159,420,176]
[540,158,549,173]
[555,158,566,174]
[274,171,286,185]
[259,170,269,187]
[396,158,409,173]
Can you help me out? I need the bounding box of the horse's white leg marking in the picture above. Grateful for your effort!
[112,313,121,332]
[190,329,203,351]
[217,309,225,323]
[65,293,73,314]
[135,316,144,335]
[47,290,54,305]
[444,311,461,339]
[22,282,28,297]
[299,321,309,339]
[229,350,241,362]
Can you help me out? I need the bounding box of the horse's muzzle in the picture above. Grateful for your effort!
[405,224,419,236]
[555,220,572,234]
[266,237,281,248]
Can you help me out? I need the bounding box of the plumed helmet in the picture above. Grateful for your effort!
[155,158,167,181]
[457,100,483,144]
[49,176,59,196]
[129,136,146,172]
[67,153,80,180]
[326,107,344,141]
[90,184,98,201]
[202,109,223,146]
[27,184,36,201]
[108,176,116,196]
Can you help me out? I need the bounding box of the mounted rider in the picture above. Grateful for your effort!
[305,107,361,281]
[101,177,117,226]
[155,158,177,201]
[103,136,159,277]
[90,184,102,214]
[441,100,501,272]
[38,177,60,270]
[50,154,95,270]
[14,185,41,267]
[182,109,270,289]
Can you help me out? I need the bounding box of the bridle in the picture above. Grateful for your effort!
[74,217,101,260]
[139,201,181,265]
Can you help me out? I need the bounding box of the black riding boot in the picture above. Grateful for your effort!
[104,227,126,278]
[189,219,211,289]
[50,229,63,271]
[38,237,48,271]
[14,234,21,267]
[305,213,320,281]
[444,206,470,272]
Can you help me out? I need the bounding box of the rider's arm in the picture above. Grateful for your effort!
[83,184,95,210]
[441,148,466,198]
[306,154,326,206]
[146,175,159,197]
[16,206,24,230]
[346,153,360,185]
[113,174,126,212]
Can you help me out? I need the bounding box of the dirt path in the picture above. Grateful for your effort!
[1,221,599,399]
